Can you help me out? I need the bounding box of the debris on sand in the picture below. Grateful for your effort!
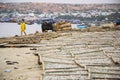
[0,32,60,44]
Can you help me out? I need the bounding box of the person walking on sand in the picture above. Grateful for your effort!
[20,19,27,36]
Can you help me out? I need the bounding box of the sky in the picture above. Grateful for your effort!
[0,0,120,4]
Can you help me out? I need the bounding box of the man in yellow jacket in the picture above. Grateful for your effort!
[20,19,27,36]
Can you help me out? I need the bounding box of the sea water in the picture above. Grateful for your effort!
[0,23,42,38]
[0,23,82,38]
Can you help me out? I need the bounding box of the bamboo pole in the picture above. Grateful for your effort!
[75,50,103,55]
[44,60,75,64]
[69,51,85,68]
[42,55,74,60]
[45,73,88,76]
[45,66,79,70]
[46,69,86,73]
[102,50,120,65]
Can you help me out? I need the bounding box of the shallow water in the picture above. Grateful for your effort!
[0,23,42,38]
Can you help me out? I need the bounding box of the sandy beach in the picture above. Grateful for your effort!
[0,25,120,80]
[0,48,43,80]
[0,0,120,79]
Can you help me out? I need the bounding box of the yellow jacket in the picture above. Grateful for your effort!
[20,22,26,32]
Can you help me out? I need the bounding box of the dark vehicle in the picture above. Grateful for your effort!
[39,18,55,32]
[115,19,120,26]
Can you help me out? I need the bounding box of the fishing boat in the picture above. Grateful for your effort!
[77,24,87,29]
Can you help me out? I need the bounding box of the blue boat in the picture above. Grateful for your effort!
[77,24,87,29]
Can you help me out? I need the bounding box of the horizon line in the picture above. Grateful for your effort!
[0,2,120,5]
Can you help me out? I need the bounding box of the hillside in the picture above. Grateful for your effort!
[0,2,120,13]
